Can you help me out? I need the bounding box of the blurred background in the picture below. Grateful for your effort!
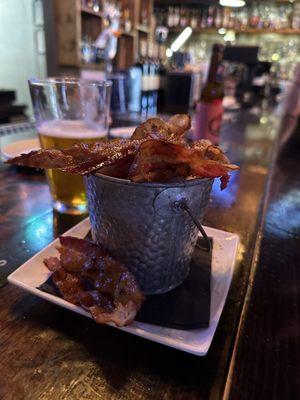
[0,0,299,123]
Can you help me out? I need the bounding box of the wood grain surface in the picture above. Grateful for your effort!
[0,110,293,400]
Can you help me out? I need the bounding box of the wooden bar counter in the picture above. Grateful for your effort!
[0,109,298,400]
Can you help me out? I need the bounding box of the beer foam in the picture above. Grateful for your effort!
[38,120,107,139]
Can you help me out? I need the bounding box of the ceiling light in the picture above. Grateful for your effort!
[170,27,193,52]
[219,0,246,7]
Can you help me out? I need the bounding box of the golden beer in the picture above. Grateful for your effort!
[38,120,106,214]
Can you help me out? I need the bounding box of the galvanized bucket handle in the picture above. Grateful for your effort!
[178,202,211,253]
[153,190,211,253]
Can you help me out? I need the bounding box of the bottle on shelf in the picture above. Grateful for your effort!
[167,7,173,28]
[147,55,154,116]
[292,3,300,30]
[141,9,148,26]
[215,8,223,29]
[190,11,198,30]
[207,6,214,28]
[156,3,299,34]
[122,8,132,32]
[147,42,159,117]
[157,58,166,113]
[200,8,207,29]
[174,7,180,27]
[152,56,160,115]
[194,44,225,144]
[137,41,150,117]
[249,3,260,29]
[180,7,187,27]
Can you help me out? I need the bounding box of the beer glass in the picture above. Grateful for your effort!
[28,78,112,214]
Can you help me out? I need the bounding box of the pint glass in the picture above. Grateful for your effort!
[29,78,112,214]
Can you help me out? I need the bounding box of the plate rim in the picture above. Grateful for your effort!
[8,217,239,356]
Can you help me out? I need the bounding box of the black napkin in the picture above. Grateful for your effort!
[38,238,212,330]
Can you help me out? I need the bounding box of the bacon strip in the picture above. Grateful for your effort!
[131,114,191,140]
[131,117,173,140]
[129,139,238,189]
[44,236,144,327]
[7,139,144,175]
[7,115,239,187]
[167,114,191,138]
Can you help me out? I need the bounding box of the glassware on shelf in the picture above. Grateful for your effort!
[156,2,300,33]
[81,36,96,64]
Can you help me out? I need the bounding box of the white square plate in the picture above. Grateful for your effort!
[8,218,239,356]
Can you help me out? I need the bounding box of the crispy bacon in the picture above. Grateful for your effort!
[131,117,173,140]
[167,114,191,138]
[97,154,135,179]
[131,114,191,140]
[129,139,238,189]
[7,139,143,175]
[7,114,238,188]
[192,140,231,164]
[6,149,73,169]
[44,236,144,327]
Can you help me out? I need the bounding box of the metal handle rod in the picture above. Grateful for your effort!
[180,203,212,253]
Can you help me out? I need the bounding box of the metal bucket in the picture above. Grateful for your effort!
[85,174,213,295]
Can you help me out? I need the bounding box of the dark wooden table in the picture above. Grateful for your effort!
[0,110,298,400]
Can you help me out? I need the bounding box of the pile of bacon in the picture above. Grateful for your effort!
[8,114,239,189]
[44,236,144,327]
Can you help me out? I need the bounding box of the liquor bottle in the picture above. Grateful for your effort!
[147,55,155,116]
[180,7,187,27]
[292,3,300,30]
[174,7,180,27]
[167,7,173,28]
[249,3,260,28]
[157,58,166,113]
[135,56,144,114]
[215,8,223,29]
[194,44,224,144]
[200,8,207,29]
[136,42,149,117]
[142,56,150,117]
[190,10,198,29]
[207,6,214,28]
[223,7,230,29]
[123,8,132,32]
[150,43,160,116]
